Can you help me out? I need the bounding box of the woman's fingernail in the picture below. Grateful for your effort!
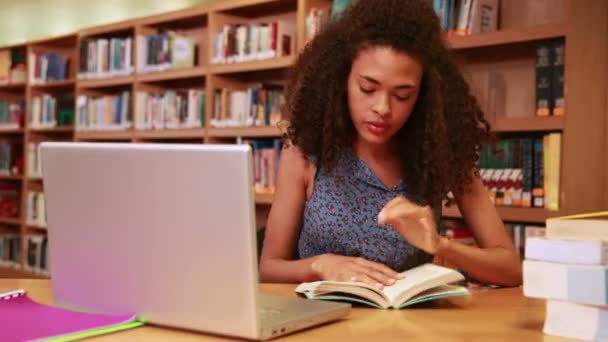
[376,283,384,289]
[388,278,396,284]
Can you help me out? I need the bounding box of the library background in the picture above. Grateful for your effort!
[0,0,606,279]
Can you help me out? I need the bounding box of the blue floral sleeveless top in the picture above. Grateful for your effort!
[297,149,441,272]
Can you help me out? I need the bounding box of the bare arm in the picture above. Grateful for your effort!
[378,176,522,287]
[437,176,522,286]
[260,145,402,286]
[259,145,319,283]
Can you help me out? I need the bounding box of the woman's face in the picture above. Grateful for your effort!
[347,46,423,147]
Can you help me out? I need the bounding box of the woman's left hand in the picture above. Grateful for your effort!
[377,196,445,255]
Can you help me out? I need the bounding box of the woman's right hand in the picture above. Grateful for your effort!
[310,254,403,289]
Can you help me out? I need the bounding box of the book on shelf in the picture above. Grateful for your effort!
[134,89,204,130]
[0,234,20,268]
[27,191,46,229]
[0,141,22,177]
[478,134,560,211]
[25,234,49,275]
[76,92,132,131]
[305,8,325,44]
[535,38,565,117]
[242,138,282,194]
[137,30,195,73]
[295,263,469,309]
[0,48,26,85]
[433,0,499,35]
[211,85,284,128]
[0,99,24,129]
[29,93,74,129]
[0,50,9,85]
[78,37,133,79]
[28,51,69,84]
[211,20,296,64]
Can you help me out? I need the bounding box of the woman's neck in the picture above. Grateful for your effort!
[353,138,396,163]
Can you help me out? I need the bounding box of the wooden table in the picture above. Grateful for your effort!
[1,279,574,341]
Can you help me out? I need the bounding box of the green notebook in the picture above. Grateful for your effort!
[295,263,470,309]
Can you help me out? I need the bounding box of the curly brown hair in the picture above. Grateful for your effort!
[284,0,490,206]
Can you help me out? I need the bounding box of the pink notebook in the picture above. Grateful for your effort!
[0,289,143,341]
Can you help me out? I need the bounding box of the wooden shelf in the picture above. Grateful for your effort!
[74,130,133,140]
[77,75,134,88]
[255,192,274,205]
[448,22,566,50]
[0,217,22,225]
[442,205,560,224]
[209,55,294,74]
[492,116,564,133]
[134,128,206,139]
[29,126,74,134]
[0,82,26,90]
[0,128,23,134]
[207,126,282,138]
[27,224,47,231]
[30,79,76,90]
[137,66,207,82]
[0,266,49,279]
[0,174,22,181]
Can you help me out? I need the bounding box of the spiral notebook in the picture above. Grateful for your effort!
[0,289,143,342]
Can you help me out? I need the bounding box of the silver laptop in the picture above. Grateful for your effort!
[40,142,350,340]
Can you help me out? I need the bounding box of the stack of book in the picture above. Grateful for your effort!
[523,211,608,340]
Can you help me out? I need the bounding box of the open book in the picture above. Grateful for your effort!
[295,263,470,309]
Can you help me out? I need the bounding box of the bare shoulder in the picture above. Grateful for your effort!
[279,143,316,185]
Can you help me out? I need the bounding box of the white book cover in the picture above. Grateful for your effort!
[526,237,608,265]
[523,260,608,306]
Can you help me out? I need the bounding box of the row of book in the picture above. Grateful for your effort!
[535,39,565,117]
[0,234,20,268]
[78,37,133,80]
[211,86,284,128]
[29,94,74,129]
[0,142,20,176]
[1,233,49,275]
[0,49,27,85]
[28,52,69,84]
[27,142,42,179]
[137,30,196,73]
[523,212,608,340]
[0,183,19,218]
[211,21,295,64]
[0,100,23,130]
[304,8,324,45]
[25,234,49,275]
[76,92,132,131]
[477,133,561,211]
[241,138,282,194]
[134,90,205,130]
[26,191,46,229]
[433,0,498,35]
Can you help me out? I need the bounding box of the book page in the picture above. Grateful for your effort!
[382,264,463,306]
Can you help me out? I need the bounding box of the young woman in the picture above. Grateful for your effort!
[259,0,522,289]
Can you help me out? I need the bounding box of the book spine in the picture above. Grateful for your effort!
[535,41,553,116]
[532,138,544,208]
[552,39,565,116]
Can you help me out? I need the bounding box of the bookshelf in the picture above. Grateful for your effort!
[0,0,606,278]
